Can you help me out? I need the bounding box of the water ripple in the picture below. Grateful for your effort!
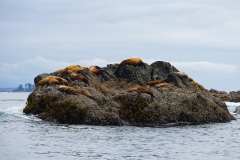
[1,93,240,160]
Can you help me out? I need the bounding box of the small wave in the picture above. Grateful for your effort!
[0,105,23,114]
[0,110,41,122]
[226,102,240,113]
[0,105,34,121]
[226,102,240,107]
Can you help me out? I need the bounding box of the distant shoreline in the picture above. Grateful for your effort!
[0,88,15,92]
[0,83,34,92]
[0,91,32,93]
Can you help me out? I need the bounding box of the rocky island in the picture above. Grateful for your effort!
[23,58,234,126]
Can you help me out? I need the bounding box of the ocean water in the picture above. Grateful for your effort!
[1,92,240,160]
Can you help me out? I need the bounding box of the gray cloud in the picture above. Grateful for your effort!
[0,0,239,90]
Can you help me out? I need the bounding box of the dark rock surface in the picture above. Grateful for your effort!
[230,91,240,102]
[151,61,179,80]
[23,58,234,126]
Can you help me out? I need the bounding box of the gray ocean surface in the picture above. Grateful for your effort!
[0,92,240,160]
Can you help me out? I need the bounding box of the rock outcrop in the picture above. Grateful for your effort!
[209,89,240,102]
[23,58,234,126]
[230,91,240,102]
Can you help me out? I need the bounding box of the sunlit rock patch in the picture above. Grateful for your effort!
[38,76,68,86]
[120,57,143,66]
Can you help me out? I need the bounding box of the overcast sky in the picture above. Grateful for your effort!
[1,0,239,90]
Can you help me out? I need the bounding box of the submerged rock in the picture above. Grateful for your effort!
[234,106,240,114]
[23,58,234,126]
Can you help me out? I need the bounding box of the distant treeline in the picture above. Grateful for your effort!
[13,83,35,92]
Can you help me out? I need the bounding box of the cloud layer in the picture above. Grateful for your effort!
[1,0,239,90]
